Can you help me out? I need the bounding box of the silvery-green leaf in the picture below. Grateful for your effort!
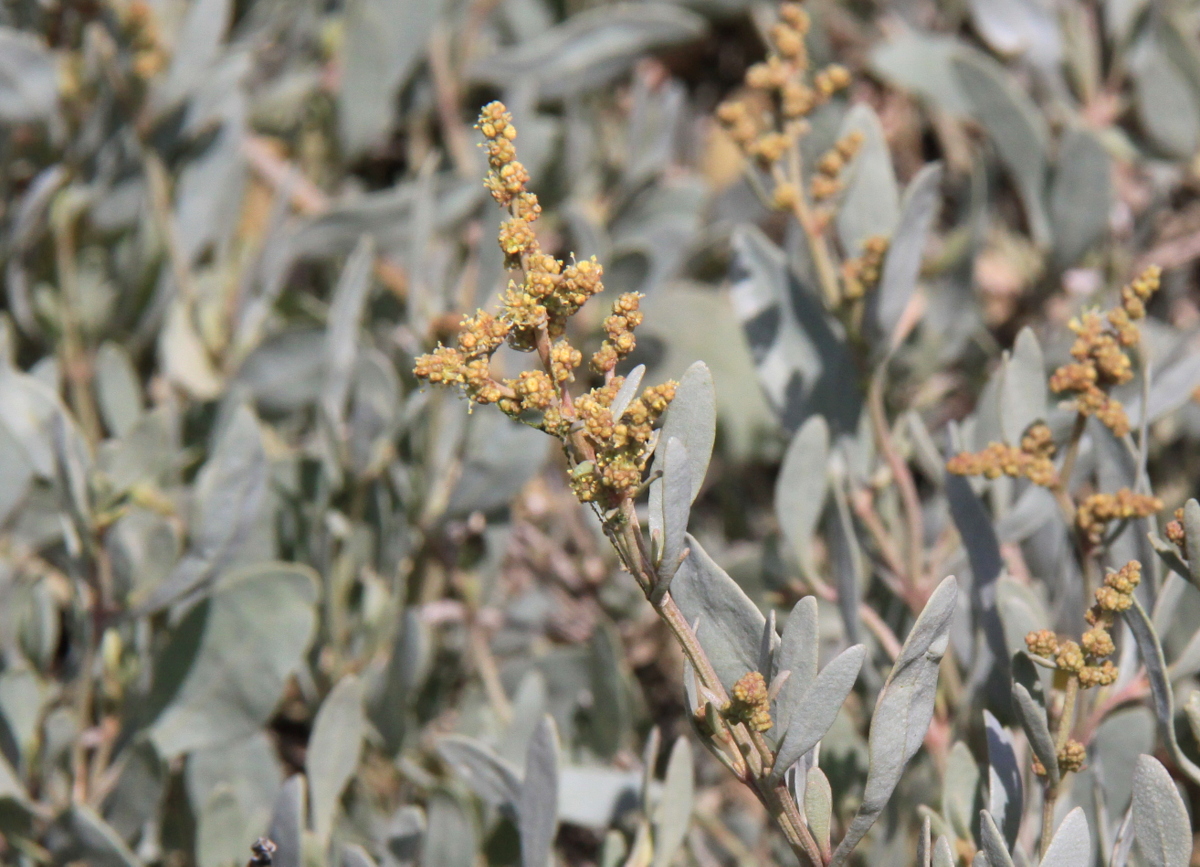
[758,609,779,680]
[943,741,980,842]
[1129,33,1200,159]
[828,468,864,644]
[983,710,1022,848]
[518,716,559,867]
[610,364,645,423]
[268,776,305,867]
[1125,598,1200,785]
[837,104,900,255]
[772,644,865,778]
[669,535,765,692]
[157,0,231,107]
[307,674,366,846]
[1186,692,1200,746]
[437,736,521,814]
[946,474,1006,665]
[470,4,706,100]
[586,628,629,760]
[650,361,715,536]
[1012,680,1059,786]
[655,437,690,595]
[1131,755,1190,867]
[95,342,143,439]
[728,225,861,435]
[1000,327,1046,445]
[185,732,281,839]
[773,597,819,737]
[322,235,375,433]
[136,405,268,613]
[371,607,431,756]
[62,803,142,867]
[869,30,972,114]
[425,792,477,867]
[868,162,943,354]
[1042,807,1090,867]
[1151,534,1192,586]
[932,835,955,867]
[979,810,1015,867]
[918,814,932,867]
[0,28,58,123]
[775,417,829,578]
[1049,128,1111,268]
[339,0,449,157]
[967,0,1062,70]
[831,576,957,866]
[1127,354,1200,428]
[951,53,1051,247]
[1184,499,1200,587]
[805,767,833,857]
[197,787,244,867]
[651,738,693,867]
[148,564,318,757]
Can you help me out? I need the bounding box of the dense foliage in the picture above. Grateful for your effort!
[1,1,1200,867]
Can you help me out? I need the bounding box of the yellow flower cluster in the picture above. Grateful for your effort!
[810,132,865,202]
[569,378,677,504]
[1049,266,1161,436]
[121,1,168,80]
[414,102,679,511]
[1076,490,1162,546]
[714,1,851,171]
[1031,739,1087,776]
[1165,507,1189,558]
[726,671,773,733]
[840,235,889,301]
[1026,561,1142,702]
[946,422,1058,487]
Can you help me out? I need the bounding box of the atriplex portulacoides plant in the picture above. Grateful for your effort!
[415,7,1200,867]
[416,96,960,867]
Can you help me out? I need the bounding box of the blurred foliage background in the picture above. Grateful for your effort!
[1,0,1200,866]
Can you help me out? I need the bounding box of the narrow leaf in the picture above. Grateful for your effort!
[983,710,1022,848]
[1131,755,1191,867]
[952,53,1051,247]
[979,810,1015,867]
[1000,327,1046,445]
[307,675,367,846]
[651,738,693,867]
[610,364,646,423]
[773,596,819,736]
[869,162,943,352]
[1125,597,1200,785]
[775,416,829,578]
[655,437,691,595]
[670,535,765,692]
[772,644,865,778]
[323,235,376,431]
[1041,807,1090,867]
[518,716,559,867]
[805,767,833,859]
[1012,681,1059,786]
[831,576,957,866]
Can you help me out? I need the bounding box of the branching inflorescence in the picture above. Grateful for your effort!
[416,102,676,511]
[945,264,1165,855]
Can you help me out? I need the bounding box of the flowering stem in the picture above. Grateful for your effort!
[780,144,841,309]
[1041,676,1080,857]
